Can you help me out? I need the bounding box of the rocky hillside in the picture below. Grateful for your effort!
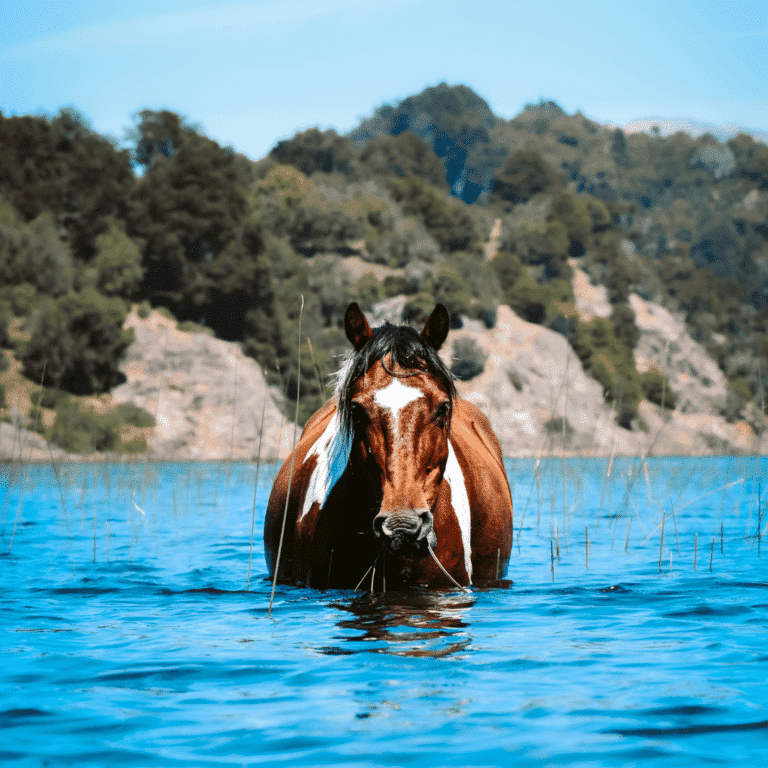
[3,290,765,462]
[0,307,294,462]
[110,308,293,461]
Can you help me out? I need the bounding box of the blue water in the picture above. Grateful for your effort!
[2,456,768,767]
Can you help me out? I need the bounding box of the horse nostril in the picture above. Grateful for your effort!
[373,509,434,554]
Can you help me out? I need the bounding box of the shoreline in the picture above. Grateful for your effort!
[3,449,764,466]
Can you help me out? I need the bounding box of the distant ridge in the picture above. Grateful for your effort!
[621,117,768,145]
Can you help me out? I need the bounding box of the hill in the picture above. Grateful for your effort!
[1,87,767,457]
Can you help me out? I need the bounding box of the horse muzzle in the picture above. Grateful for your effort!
[373,508,436,556]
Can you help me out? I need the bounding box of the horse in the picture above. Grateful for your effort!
[264,302,514,590]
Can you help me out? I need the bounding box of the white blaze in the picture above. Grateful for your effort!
[373,378,424,439]
[444,440,473,584]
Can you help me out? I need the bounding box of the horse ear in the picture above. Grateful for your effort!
[421,303,450,351]
[344,302,374,351]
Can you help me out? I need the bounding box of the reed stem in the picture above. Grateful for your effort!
[550,539,555,582]
[269,296,304,618]
[585,525,589,569]
[247,397,267,591]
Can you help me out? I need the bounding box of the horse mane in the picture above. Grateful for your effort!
[336,322,457,439]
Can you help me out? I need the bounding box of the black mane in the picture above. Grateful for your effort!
[337,322,457,438]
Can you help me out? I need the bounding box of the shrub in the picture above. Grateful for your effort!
[49,399,121,453]
[0,382,6,408]
[402,292,437,327]
[640,366,677,409]
[382,275,409,298]
[429,268,473,327]
[450,338,487,381]
[516,222,570,270]
[352,274,382,311]
[30,387,68,409]
[547,191,594,252]
[544,416,574,440]
[113,402,156,428]
[493,251,524,292]
[504,272,576,328]
[723,377,752,422]
[573,317,643,428]
[610,302,641,350]
[508,370,524,392]
[120,436,148,454]
[27,406,46,434]
[0,299,11,347]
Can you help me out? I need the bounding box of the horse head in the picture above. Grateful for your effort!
[339,302,455,560]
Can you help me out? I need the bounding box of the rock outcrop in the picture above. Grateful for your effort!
[443,300,766,456]
[110,308,293,461]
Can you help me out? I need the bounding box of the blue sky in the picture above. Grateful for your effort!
[1,0,766,160]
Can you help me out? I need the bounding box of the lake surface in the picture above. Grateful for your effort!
[2,456,768,766]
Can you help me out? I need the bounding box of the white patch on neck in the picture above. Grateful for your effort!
[373,378,424,439]
[444,440,473,584]
[301,410,351,519]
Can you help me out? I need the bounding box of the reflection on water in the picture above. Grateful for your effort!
[325,589,477,658]
[323,580,515,658]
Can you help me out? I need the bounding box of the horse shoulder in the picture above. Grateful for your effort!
[264,400,339,554]
[451,398,506,478]
[449,398,513,579]
[449,399,513,524]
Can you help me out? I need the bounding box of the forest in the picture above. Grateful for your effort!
[1,83,767,448]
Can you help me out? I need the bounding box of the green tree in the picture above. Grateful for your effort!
[201,220,281,341]
[358,132,447,188]
[728,133,768,188]
[610,302,641,350]
[127,111,247,311]
[0,109,134,259]
[547,191,593,255]
[83,220,144,298]
[392,175,478,252]
[20,287,133,394]
[129,109,197,170]
[490,150,562,205]
[48,397,121,453]
[0,199,74,296]
[270,128,356,177]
